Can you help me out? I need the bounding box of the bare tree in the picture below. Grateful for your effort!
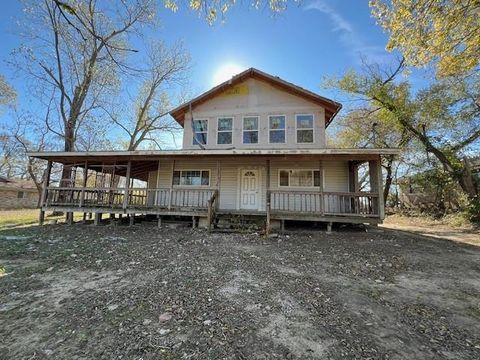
[0,133,24,177]
[13,0,156,184]
[0,74,16,108]
[109,41,190,150]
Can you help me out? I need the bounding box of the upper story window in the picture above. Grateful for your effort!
[269,115,286,143]
[173,170,210,186]
[217,117,233,145]
[243,116,259,144]
[279,170,321,187]
[192,120,208,145]
[296,114,314,143]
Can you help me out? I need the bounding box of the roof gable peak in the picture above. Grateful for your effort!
[169,68,341,128]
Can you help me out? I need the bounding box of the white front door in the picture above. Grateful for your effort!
[240,169,259,210]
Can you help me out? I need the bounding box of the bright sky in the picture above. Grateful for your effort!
[0,0,422,148]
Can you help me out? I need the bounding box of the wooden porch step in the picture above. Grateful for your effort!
[213,212,265,231]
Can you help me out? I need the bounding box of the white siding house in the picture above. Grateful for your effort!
[30,68,398,230]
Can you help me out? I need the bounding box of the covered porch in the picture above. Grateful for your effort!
[28,149,397,231]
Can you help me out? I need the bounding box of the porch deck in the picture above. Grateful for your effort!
[41,186,381,226]
[31,149,393,232]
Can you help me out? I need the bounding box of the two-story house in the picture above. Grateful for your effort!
[29,68,398,232]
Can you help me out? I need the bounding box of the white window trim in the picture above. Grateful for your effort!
[192,119,208,146]
[242,116,259,145]
[278,169,322,188]
[268,114,287,144]
[295,114,315,144]
[216,117,233,145]
[173,169,211,188]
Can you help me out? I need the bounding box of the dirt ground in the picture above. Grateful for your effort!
[1,221,479,359]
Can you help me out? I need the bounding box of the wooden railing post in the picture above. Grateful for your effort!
[123,160,131,210]
[168,160,175,210]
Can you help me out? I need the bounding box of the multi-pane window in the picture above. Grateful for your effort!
[173,170,210,186]
[192,119,208,145]
[243,116,259,144]
[269,115,286,143]
[279,170,321,187]
[217,117,233,145]
[17,191,25,199]
[296,114,314,143]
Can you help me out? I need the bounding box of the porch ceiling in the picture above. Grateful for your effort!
[27,148,400,165]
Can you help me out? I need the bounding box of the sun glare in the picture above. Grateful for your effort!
[212,63,245,86]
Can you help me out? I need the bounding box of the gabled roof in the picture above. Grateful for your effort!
[169,68,342,128]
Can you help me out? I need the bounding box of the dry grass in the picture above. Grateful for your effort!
[0,209,82,229]
[382,214,480,246]
[0,209,41,228]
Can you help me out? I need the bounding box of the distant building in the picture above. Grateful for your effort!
[0,176,39,209]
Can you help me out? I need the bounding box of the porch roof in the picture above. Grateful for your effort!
[27,148,399,163]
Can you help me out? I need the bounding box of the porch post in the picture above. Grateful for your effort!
[266,159,271,237]
[168,159,175,210]
[216,160,221,210]
[348,161,359,192]
[123,160,131,211]
[94,212,102,226]
[65,164,74,224]
[79,161,88,209]
[369,158,384,219]
[318,159,324,215]
[156,160,161,206]
[377,158,385,220]
[39,160,52,225]
[109,161,116,206]
[348,161,358,214]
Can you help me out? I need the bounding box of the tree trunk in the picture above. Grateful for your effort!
[383,156,394,208]
[377,98,479,202]
[60,123,75,187]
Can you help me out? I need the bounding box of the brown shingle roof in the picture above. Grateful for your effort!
[0,176,37,190]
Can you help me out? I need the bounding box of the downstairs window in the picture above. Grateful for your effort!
[279,170,321,187]
[173,170,210,186]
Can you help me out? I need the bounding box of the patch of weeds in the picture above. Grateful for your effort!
[157,348,178,360]
[0,265,6,277]
[0,242,30,257]
[104,302,148,325]
[16,263,51,277]
[359,286,384,300]
[75,329,91,346]
[466,305,480,319]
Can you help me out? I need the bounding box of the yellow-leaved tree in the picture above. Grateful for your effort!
[370,0,480,78]
[164,0,298,23]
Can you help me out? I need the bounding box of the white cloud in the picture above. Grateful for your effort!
[304,0,391,64]
[304,0,353,33]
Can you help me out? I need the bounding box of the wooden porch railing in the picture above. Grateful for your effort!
[269,190,379,217]
[44,187,216,211]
